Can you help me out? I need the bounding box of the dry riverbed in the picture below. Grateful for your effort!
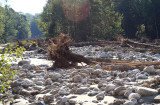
[0,44,160,105]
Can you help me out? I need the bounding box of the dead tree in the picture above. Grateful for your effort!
[48,33,92,69]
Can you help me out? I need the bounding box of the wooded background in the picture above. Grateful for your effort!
[0,0,160,43]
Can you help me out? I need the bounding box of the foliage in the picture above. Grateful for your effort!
[0,6,31,43]
[0,44,25,103]
[37,0,123,41]
[117,0,160,39]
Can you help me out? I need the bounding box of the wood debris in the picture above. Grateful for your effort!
[47,33,92,69]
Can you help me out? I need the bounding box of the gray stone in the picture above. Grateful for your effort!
[128,93,141,100]
[136,74,148,79]
[12,86,22,94]
[33,86,44,91]
[135,87,158,96]
[113,99,125,105]
[123,101,135,105]
[113,86,126,95]
[105,84,116,92]
[130,98,137,104]
[88,91,99,96]
[61,97,68,103]
[49,73,61,81]
[72,75,83,83]
[23,78,33,85]
[156,69,160,75]
[75,87,90,94]
[86,68,94,74]
[59,89,69,95]
[96,93,104,100]
[143,66,155,74]
[20,89,31,96]
[154,95,160,103]
[138,99,144,104]
[92,69,102,76]
[118,90,126,96]
[22,64,32,70]
[68,99,76,104]
[36,81,44,86]
[113,79,124,86]
[124,89,133,98]
[45,78,52,85]
[18,59,31,66]
[100,52,107,58]
[95,64,102,69]
[43,94,54,103]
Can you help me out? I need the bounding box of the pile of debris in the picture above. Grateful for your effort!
[47,33,92,69]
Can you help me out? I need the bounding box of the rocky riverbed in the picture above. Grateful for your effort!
[1,44,160,105]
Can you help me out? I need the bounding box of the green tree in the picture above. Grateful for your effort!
[38,0,123,41]
[0,6,31,43]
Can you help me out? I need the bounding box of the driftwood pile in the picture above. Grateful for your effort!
[11,35,160,71]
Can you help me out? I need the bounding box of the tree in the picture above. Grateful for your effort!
[38,0,123,41]
[0,6,31,43]
[117,0,160,39]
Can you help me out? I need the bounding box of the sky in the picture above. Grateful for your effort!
[0,0,47,15]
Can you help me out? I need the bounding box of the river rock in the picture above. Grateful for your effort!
[135,87,158,96]
[59,89,69,95]
[72,75,83,83]
[49,73,61,81]
[113,86,126,96]
[128,93,141,100]
[136,74,148,79]
[123,100,136,105]
[36,81,44,86]
[143,66,155,74]
[43,94,54,103]
[86,68,94,74]
[12,86,22,94]
[88,91,99,96]
[22,64,32,70]
[96,93,104,100]
[18,59,31,66]
[156,69,160,75]
[124,89,133,98]
[113,99,125,105]
[75,87,90,94]
[23,78,33,85]
[45,78,52,85]
[92,69,102,76]
[100,52,107,58]
[105,84,116,92]
[95,64,101,69]
[154,95,160,103]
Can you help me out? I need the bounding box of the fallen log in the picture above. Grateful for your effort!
[47,33,92,69]
[102,61,160,71]
[122,39,160,49]
[125,61,160,66]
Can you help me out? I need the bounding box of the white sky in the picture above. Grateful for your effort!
[0,0,47,15]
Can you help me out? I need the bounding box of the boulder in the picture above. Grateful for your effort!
[135,87,158,96]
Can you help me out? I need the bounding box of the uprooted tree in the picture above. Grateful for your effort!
[47,33,92,69]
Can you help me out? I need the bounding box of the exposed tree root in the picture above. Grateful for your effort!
[47,33,92,69]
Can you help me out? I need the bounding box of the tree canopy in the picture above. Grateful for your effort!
[0,6,31,43]
[37,0,123,41]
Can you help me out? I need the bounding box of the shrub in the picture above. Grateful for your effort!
[0,44,25,103]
